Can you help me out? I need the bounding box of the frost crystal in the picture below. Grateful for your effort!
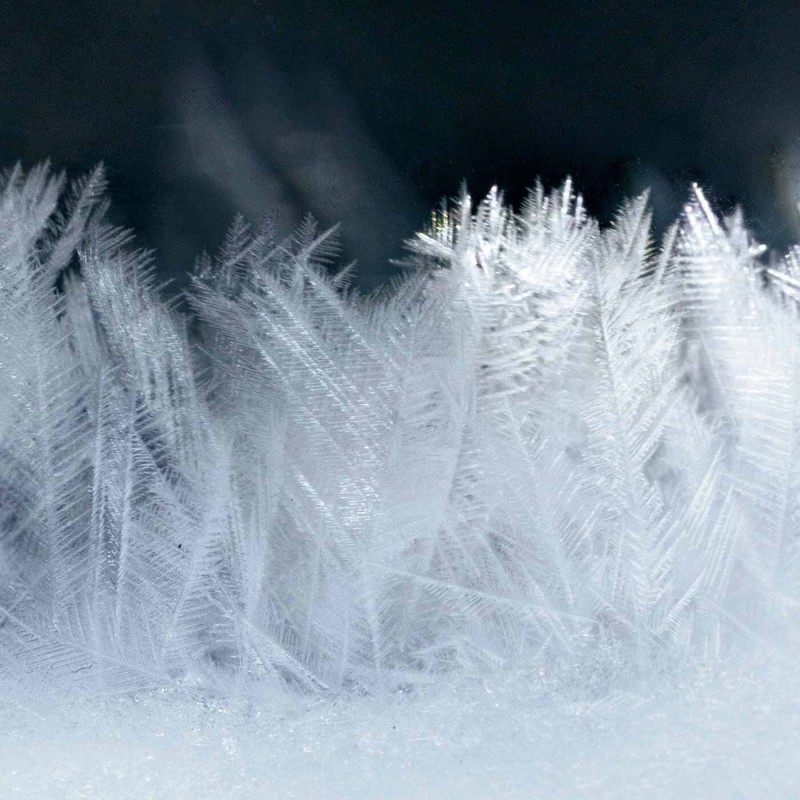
[1,165,798,701]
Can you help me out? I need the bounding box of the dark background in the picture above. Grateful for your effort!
[4,0,800,288]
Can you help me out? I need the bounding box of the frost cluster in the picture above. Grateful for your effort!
[1,164,799,702]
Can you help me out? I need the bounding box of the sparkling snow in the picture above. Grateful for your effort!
[3,648,798,799]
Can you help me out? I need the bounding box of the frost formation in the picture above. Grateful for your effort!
[1,164,798,700]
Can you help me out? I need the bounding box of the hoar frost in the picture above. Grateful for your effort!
[0,164,799,703]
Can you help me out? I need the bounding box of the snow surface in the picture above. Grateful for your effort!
[3,648,798,799]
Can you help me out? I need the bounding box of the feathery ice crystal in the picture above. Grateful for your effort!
[1,164,799,701]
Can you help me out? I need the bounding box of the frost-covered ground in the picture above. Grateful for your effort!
[5,167,800,797]
[3,648,798,799]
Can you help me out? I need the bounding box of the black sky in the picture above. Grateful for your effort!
[4,0,800,285]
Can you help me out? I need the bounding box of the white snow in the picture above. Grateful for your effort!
[3,647,798,799]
